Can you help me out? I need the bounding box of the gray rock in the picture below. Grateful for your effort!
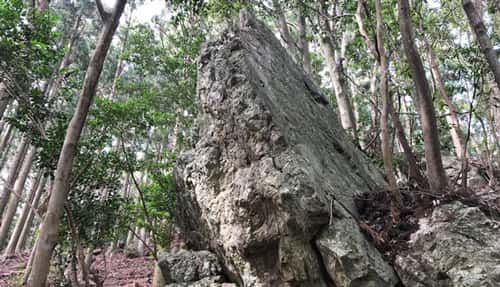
[158,250,222,283]
[316,215,400,287]
[395,201,500,287]
[174,9,398,287]
[165,276,230,287]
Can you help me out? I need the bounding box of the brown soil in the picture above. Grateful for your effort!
[0,252,154,287]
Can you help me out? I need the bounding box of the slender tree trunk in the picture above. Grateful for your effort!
[16,176,46,252]
[152,261,166,287]
[0,128,16,172]
[27,2,127,286]
[23,234,40,285]
[125,228,135,250]
[0,124,13,154]
[110,13,132,99]
[272,0,297,60]
[0,138,29,215]
[37,0,50,12]
[47,15,84,100]
[137,227,146,256]
[375,0,398,194]
[463,0,500,89]
[0,82,11,123]
[66,205,90,286]
[398,0,448,192]
[297,7,313,76]
[4,172,42,255]
[0,148,35,248]
[427,48,467,159]
[318,0,358,141]
[388,101,427,186]
[491,81,500,140]
[355,0,378,60]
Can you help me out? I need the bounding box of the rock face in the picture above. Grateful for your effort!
[159,250,236,287]
[174,10,399,287]
[396,202,500,287]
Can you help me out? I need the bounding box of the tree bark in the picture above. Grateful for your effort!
[463,0,500,89]
[37,0,50,12]
[375,0,398,193]
[398,0,448,192]
[272,0,297,61]
[16,176,46,252]
[0,148,35,249]
[427,48,467,160]
[491,81,500,140]
[27,2,127,286]
[297,6,313,76]
[355,0,378,61]
[0,82,11,122]
[0,138,29,215]
[47,15,84,100]
[137,227,146,256]
[318,0,358,141]
[0,124,13,161]
[4,172,42,255]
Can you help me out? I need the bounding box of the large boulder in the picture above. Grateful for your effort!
[395,201,500,287]
[174,10,399,286]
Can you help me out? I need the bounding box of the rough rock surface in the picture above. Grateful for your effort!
[159,250,220,283]
[396,201,500,287]
[174,10,399,287]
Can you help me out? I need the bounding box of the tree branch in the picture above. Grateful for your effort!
[119,131,158,259]
[96,0,111,23]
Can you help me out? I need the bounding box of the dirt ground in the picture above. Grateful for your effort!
[0,251,154,287]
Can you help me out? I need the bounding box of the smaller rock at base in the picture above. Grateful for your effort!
[159,250,230,285]
[396,201,500,287]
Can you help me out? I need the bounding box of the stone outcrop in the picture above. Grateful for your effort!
[174,9,398,287]
[159,250,236,287]
[395,202,500,287]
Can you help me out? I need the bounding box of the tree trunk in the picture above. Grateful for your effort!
[16,176,46,252]
[0,148,35,249]
[355,0,378,60]
[375,0,398,194]
[152,261,166,287]
[47,15,84,100]
[137,227,146,256]
[463,0,500,89]
[0,138,29,215]
[0,124,14,168]
[0,82,11,122]
[491,81,500,140]
[318,0,358,141]
[4,172,42,255]
[0,128,16,172]
[23,236,39,285]
[297,6,313,76]
[37,0,50,12]
[427,48,467,160]
[125,228,134,250]
[27,2,127,286]
[272,0,297,61]
[110,13,132,99]
[398,0,448,192]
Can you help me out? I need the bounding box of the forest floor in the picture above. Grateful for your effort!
[0,251,154,287]
[355,173,500,262]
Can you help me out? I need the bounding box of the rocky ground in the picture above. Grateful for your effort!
[0,252,154,287]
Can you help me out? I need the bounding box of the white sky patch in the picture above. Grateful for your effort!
[427,0,441,9]
[102,0,166,24]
